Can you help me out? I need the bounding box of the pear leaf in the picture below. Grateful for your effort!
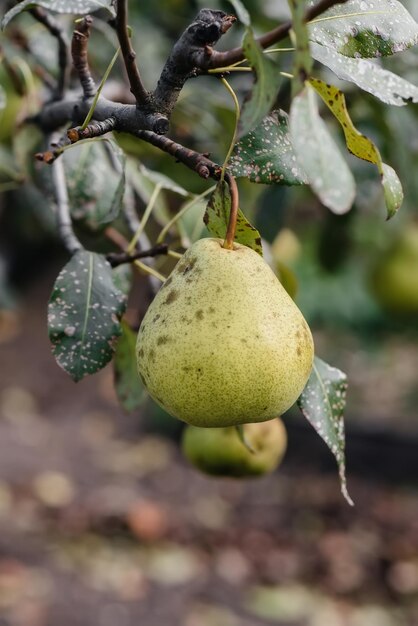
[2,0,115,29]
[308,0,418,58]
[311,41,418,107]
[310,78,403,219]
[114,321,147,412]
[48,251,127,382]
[139,164,188,197]
[289,84,356,214]
[204,180,263,256]
[63,139,126,230]
[297,356,353,506]
[239,28,282,137]
[289,0,312,96]
[112,265,134,298]
[230,110,308,185]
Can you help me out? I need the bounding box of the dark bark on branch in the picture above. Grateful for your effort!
[51,157,82,254]
[29,7,70,99]
[206,0,351,68]
[71,16,96,98]
[106,243,169,267]
[114,0,150,105]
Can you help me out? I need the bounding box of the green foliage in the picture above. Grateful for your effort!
[114,321,146,412]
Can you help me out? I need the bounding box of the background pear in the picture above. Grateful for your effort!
[370,224,418,315]
[137,238,314,427]
[182,418,287,478]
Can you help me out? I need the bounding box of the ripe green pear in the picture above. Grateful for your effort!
[136,238,314,427]
[370,225,418,315]
[182,418,287,478]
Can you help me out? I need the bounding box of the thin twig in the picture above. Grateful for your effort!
[106,243,169,267]
[115,0,150,105]
[71,16,96,98]
[29,7,71,99]
[207,0,351,68]
[51,158,82,255]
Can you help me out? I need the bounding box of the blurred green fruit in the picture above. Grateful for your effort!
[181,418,287,478]
[370,224,418,315]
[271,228,301,265]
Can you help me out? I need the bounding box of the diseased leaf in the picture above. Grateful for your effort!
[289,84,356,214]
[204,180,263,256]
[2,0,115,29]
[308,0,418,58]
[311,41,418,106]
[48,251,127,382]
[289,0,312,96]
[63,139,125,230]
[229,110,308,185]
[114,320,146,412]
[310,78,403,218]
[240,28,282,137]
[297,356,353,506]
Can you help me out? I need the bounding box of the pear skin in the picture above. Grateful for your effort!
[137,238,314,427]
[182,418,287,478]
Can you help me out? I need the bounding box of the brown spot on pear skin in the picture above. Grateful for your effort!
[153,314,161,323]
[297,346,302,356]
[195,310,204,320]
[208,307,215,314]
[149,349,156,361]
[164,290,178,305]
[157,335,171,345]
[138,348,144,358]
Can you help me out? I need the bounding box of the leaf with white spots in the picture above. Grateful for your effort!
[114,320,146,412]
[48,251,127,382]
[308,0,418,58]
[289,84,356,214]
[63,140,126,231]
[297,356,353,506]
[239,28,282,137]
[311,41,418,107]
[310,78,403,219]
[204,180,263,256]
[229,110,308,185]
[111,265,133,299]
[2,0,115,29]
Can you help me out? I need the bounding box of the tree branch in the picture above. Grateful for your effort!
[106,243,169,267]
[114,0,150,105]
[29,7,70,99]
[71,16,96,98]
[205,0,351,69]
[51,157,82,255]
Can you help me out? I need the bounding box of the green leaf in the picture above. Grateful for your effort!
[230,110,308,185]
[289,0,312,96]
[228,0,250,26]
[239,28,282,137]
[139,164,188,197]
[297,356,353,506]
[308,0,418,58]
[48,251,127,382]
[63,139,126,231]
[289,84,356,214]
[0,85,5,114]
[112,264,133,298]
[2,0,115,29]
[204,180,263,256]
[310,78,403,219]
[311,41,418,106]
[114,320,146,412]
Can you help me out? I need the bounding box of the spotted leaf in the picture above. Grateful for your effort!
[48,251,127,382]
[289,84,356,214]
[229,110,308,185]
[297,356,353,506]
[308,0,418,58]
[204,180,263,256]
[310,78,403,219]
[2,0,115,28]
[311,41,418,107]
[114,321,146,412]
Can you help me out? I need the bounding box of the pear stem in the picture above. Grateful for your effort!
[223,173,239,250]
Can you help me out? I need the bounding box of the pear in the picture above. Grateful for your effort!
[182,418,287,478]
[370,225,418,315]
[136,238,314,427]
